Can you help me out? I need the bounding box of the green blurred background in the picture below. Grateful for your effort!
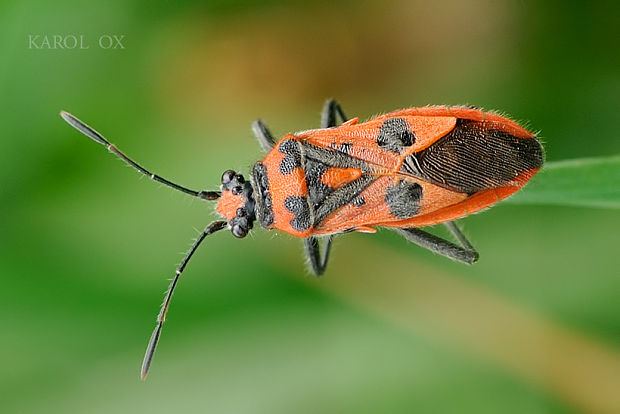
[1,0,619,413]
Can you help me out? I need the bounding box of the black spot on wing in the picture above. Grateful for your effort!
[385,180,423,219]
[401,119,544,193]
[284,196,312,231]
[252,163,274,227]
[279,139,302,174]
[377,118,416,154]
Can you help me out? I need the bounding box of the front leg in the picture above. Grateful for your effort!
[251,119,276,153]
[253,98,348,154]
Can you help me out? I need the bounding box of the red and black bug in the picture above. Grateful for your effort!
[60,100,543,378]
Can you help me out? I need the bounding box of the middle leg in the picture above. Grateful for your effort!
[302,99,349,275]
[321,98,348,128]
[304,235,334,276]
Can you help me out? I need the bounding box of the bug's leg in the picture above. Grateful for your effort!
[303,235,334,276]
[321,99,348,128]
[299,98,348,276]
[393,225,479,265]
[251,119,277,153]
[443,221,477,254]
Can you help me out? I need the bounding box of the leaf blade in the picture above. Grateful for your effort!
[506,155,620,208]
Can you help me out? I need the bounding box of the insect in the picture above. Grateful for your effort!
[60,100,543,378]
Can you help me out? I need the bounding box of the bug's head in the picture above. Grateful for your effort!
[215,170,256,238]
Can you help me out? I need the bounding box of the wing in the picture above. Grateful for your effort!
[296,106,542,235]
[297,132,469,235]
[296,109,457,172]
[312,174,469,235]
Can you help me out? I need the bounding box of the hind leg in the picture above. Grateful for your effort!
[393,222,479,264]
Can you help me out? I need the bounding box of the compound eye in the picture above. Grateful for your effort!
[232,224,247,238]
[222,170,235,185]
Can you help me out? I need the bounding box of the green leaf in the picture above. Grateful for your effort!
[506,155,620,208]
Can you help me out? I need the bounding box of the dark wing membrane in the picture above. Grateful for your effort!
[400,119,544,194]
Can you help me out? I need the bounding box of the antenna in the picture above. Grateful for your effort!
[60,111,229,378]
[60,111,220,201]
[140,220,228,379]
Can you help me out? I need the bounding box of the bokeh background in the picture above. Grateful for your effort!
[1,1,619,413]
